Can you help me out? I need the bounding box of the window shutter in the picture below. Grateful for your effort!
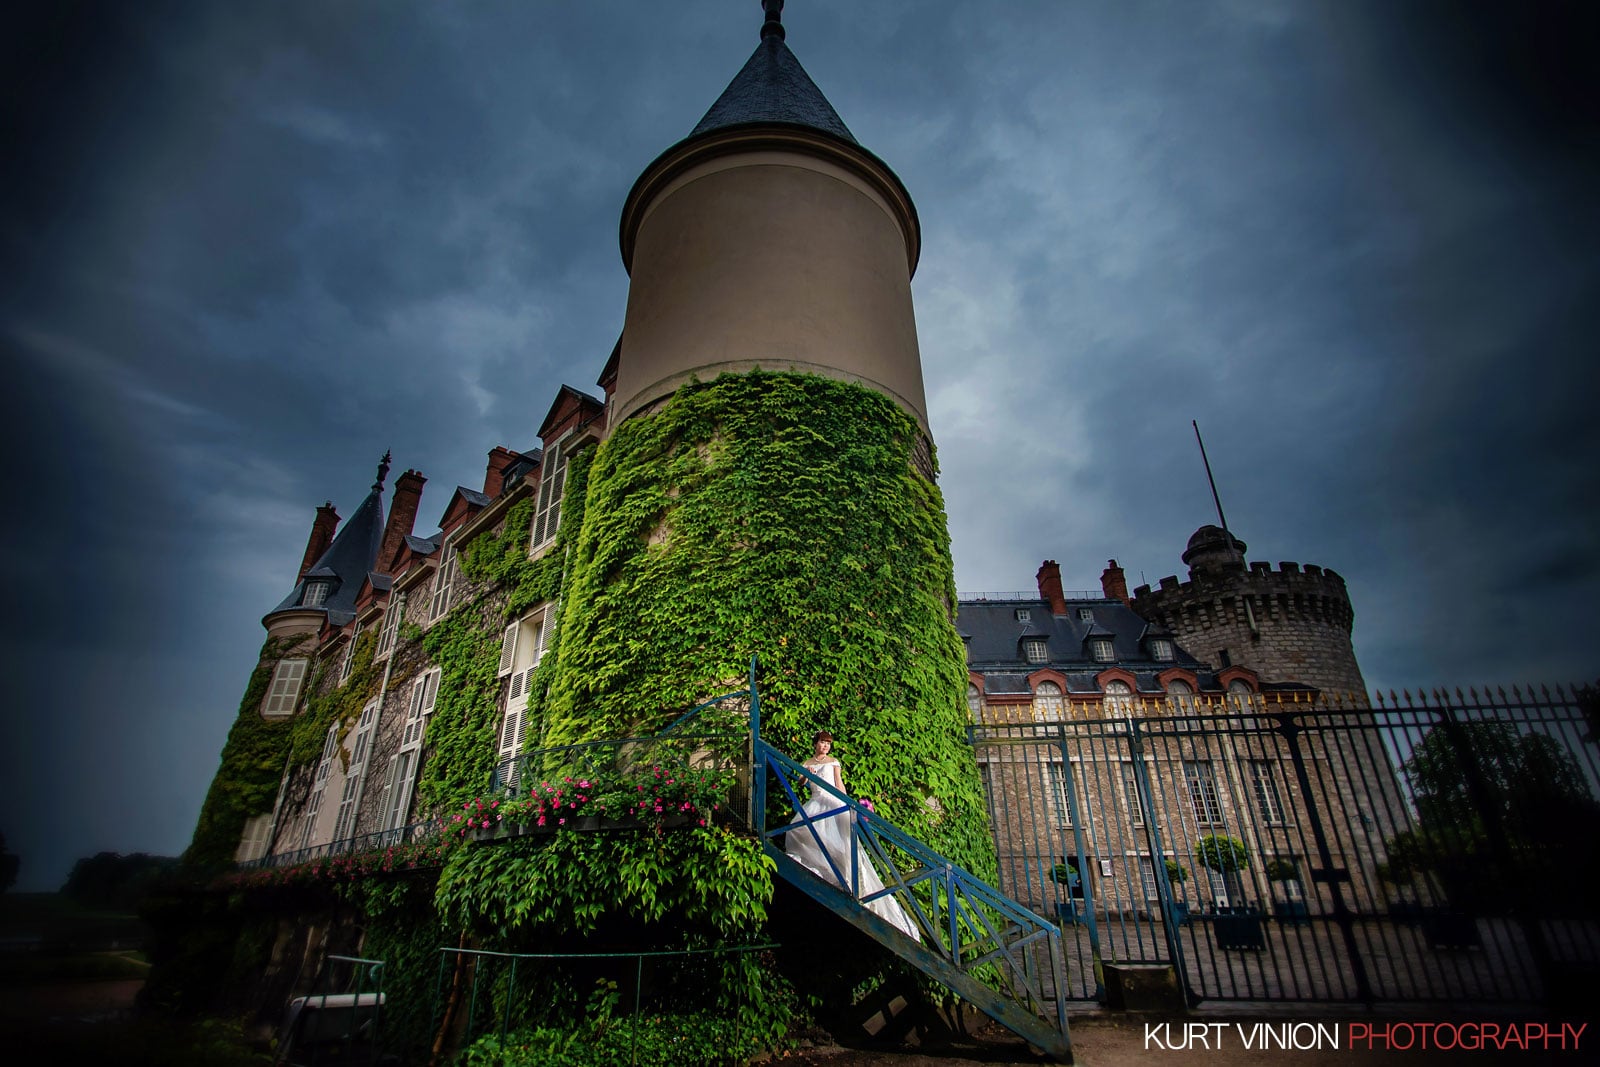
[263,659,307,716]
[498,622,518,675]
[421,668,440,713]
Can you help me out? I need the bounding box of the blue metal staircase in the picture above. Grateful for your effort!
[741,665,1073,1062]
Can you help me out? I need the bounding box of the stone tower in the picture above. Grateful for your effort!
[544,1,986,872]
[1129,524,1370,702]
[611,0,927,439]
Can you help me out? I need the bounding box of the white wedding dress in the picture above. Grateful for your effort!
[785,757,921,942]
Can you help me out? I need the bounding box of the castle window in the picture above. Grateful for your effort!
[1043,760,1074,827]
[339,621,362,683]
[1217,648,1232,668]
[1015,608,1031,622]
[1167,680,1196,730]
[1184,760,1225,825]
[1149,638,1174,661]
[1023,637,1047,664]
[497,607,551,788]
[429,542,459,622]
[376,601,403,659]
[530,438,568,553]
[1033,680,1064,720]
[1091,638,1114,662]
[1077,608,1094,622]
[1249,760,1287,824]
[301,581,329,608]
[299,724,340,848]
[332,698,380,841]
[235,814,272,864]
[1121,761,1145,826]
[261,658,308,718]
[1102,679,1134,717]
[379,668,440,833]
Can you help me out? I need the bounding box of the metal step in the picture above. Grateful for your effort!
[766,846,1073,1062]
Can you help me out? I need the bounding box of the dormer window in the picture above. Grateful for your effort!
[301,581,329,608]
[1015,608,1031,622]
[1023,638,1047,664]
[1091,638,1115,662]
[1149,638,1174,662]
[1077,607,1094,622]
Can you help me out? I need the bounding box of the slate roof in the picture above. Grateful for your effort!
[267,486,385,625]
[689,33,856,145]
[957,597,1213,691]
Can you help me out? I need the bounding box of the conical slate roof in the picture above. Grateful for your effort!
[688,32,856,145]
[267,484,385,626]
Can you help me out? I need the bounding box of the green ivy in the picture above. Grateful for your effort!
[183,634,311,872]
[415,445,597,813]
[434,826,773,938]
[545,372,993,876]
[289,630,379,768]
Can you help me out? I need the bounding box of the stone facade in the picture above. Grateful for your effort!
[1131,525,1369,703]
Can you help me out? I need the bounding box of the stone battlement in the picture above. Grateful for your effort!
[1132,559,1354,634]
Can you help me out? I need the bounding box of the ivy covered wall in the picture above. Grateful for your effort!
[546,371,993,876]
[184,634,313,871]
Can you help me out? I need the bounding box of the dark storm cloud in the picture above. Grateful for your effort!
[3,1,1596,890]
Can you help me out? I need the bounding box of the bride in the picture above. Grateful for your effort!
[785,731,921,942]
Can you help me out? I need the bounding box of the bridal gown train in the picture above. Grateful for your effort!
[785,757,921,942]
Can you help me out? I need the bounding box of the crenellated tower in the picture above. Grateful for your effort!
[1130,524,1369,702]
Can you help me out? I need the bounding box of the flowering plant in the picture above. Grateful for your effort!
[457,757,735,838]
[219,818,461,891]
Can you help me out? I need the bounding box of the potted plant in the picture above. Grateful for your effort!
[1163,859,1191,925]
[1266,858,1310,925]
[1051,861,1083,924]
[1196,834,1264,949]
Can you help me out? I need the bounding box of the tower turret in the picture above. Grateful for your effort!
[611,0,927,436]
[1131,525,1369,701]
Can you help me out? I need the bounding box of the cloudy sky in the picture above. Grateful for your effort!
[4,1,1596,890]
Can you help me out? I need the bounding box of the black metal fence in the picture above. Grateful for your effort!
[969,685,1600,1005]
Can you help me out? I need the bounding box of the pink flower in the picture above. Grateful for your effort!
[490,800,498,809]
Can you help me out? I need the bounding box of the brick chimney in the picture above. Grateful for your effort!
[1036,560,1068,616]
[484,446,518,498]
[378,470,426,576]
[298,502,340,580]
[1101,559,1129,605]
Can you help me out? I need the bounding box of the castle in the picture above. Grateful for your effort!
[176,6,1505,1043]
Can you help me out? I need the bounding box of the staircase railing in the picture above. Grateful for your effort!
[744,659,1072,1061]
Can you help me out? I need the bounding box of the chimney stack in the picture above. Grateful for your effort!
[378,470,426,575]
[484,446,518,498]
[298,502,340,580]
[1101,559,1129,605]
[1036,560,1068,616]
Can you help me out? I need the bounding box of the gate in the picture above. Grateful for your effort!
[969,686,1600,1005]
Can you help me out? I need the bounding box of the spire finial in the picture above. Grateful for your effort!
[373,449,392,491]
[761,0,785,41]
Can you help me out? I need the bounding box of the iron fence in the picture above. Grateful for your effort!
[970,685,1600,1005]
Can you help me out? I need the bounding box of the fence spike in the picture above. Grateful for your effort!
[1454,686,1466,705]
[1388,688,1399,707]
[1540,682,1551,701]
[1554,682,1569,701]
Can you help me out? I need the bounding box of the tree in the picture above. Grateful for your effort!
[60,852,180,912]
[1384,721,1600,915]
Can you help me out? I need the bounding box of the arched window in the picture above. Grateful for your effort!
[1102,679,1134,717]
[1033,680,1064,721]
[1228,679,1258,728]
[966,684,983,721]
[1167,679,1196,731]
